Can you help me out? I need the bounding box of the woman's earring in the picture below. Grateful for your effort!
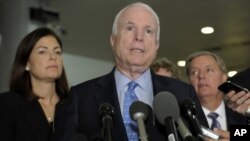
[25,66,29,71]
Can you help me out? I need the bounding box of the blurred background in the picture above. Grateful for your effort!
[0,0,249,92]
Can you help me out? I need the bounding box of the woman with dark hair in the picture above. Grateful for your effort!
[0,27,69,141]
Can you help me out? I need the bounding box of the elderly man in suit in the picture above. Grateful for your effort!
[185,51,247,141]
[54,2,208,141]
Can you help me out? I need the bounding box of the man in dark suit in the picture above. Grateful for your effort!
[230,67,250,90]
[185,51,247,141]
[54,2,208,141]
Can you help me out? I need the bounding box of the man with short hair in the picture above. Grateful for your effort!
[54,2,208,141]
[185,51,247,141]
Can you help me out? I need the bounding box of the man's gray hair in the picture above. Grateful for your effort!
[185,51,227,76]
[111,2,160,42]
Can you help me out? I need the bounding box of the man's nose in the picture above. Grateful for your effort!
[134,29,143,42]
[198,70,206,79]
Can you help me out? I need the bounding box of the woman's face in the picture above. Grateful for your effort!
[26,35,63,83]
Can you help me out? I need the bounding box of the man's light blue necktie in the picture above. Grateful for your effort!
[123,81,139,141]
[208,112,221,130]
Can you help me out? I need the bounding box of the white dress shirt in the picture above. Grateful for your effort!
[202,101,228,130]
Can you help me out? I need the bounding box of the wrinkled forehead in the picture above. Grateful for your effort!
[190,55,223,72]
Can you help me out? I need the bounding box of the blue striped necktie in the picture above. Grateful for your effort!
[123,81,139,141]
[207,112,221,130]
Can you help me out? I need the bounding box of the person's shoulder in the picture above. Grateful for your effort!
[0,91,16,100]
[71,72,113,90]
[154,73,190,87]
[0,91,21,107]
[153,74,197,102]
[225,104,248,125]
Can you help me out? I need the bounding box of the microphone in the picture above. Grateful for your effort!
[153,91,179,141]
[129,101,149,141]
[99,103,115,141]
[70,133,88,141]
[180,99,204,140]
[176,117,198,141]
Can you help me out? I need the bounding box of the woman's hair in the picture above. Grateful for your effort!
[9,27,69,101]
[151,57,179,78]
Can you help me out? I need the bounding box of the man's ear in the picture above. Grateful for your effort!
[110,34,116,51]
[222,73,228,82]
[156,41,160,51]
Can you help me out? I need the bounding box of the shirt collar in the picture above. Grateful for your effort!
[114,68,152,89]
[202,101,225,118]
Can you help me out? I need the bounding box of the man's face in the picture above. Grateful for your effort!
[110,5,159,73]
[188,55,227,100]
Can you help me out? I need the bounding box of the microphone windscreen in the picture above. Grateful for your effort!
[181,99,204,139]
[99,103,114,117]
[181,98,196,116]
[153,91,180,125]
[129,101,149,121]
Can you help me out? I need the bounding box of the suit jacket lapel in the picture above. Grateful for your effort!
[94,70,128,141]
[151,72,209,128]
[225,104,247,130]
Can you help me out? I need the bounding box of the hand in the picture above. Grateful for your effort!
[224,90,250,115]
[204,128,229,141]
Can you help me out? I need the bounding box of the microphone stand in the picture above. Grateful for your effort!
[136,114,148,141]
[102,115,113,141]
[99,103,115,141]
[165,117,178,141]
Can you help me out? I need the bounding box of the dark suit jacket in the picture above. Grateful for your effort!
[225,103,248,129]
[226,67,249,127]
[229,67,250,90]
[0,91,63,141]
[54,69,208,141]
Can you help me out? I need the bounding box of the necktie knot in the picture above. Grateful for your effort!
[128,81,138,92]
[207,112,221,129]
[208,112,219,119]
